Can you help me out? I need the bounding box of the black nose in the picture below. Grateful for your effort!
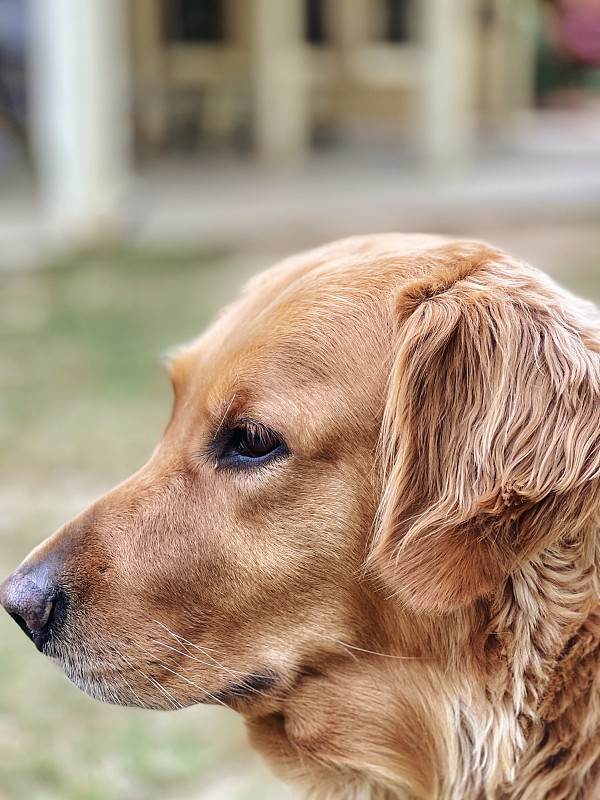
[0,564,68,652]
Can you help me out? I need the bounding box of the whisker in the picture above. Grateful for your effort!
[170,633,234,672]
[336,641,427,660]
[118,649,182,709]
[143,670,183,709]
[214,394,237,437]
[99,675,118,704]
[152,638,215,668]
[153,619,216,653]
[113,647,146,705]
[152,639,275,698]
[154,661,229,707]
[152,639,272,681]
[134,642,231,706]
[170,636,272,688]
[306,630,428,661]
[154,620,255,676]
[120,675,144,705]
[151,622,275,697]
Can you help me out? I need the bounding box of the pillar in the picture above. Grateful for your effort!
[252,0,309,165]
[29,0,131,246]
[419,0,478,171]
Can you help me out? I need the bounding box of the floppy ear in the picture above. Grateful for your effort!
[370,247,600,613]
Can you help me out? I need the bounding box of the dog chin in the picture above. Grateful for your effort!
[48,653,153,708]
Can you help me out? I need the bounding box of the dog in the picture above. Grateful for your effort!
[2,234,600,799]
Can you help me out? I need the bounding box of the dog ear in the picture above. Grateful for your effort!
[369,247,600,613]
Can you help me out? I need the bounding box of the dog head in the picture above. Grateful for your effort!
[2,233,599,727]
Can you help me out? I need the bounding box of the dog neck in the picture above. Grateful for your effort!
[248,533,600,800]
[494,535,600,800]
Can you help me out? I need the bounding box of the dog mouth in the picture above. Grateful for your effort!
[3,585,283,710]
[43,632,282,711]
[57,659,281,710]
[56,656,149,706]
[211,670,279,705]
[47,646,199,709]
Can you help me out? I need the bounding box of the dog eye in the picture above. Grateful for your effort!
[218,422,288,468]
[235,424,279,457]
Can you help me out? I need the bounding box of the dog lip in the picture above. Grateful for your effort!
[213,670,279,704]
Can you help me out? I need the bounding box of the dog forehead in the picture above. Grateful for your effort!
[193,269,375,381]
[169,234,458,395]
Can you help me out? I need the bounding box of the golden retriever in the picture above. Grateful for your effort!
[2,234,600,800]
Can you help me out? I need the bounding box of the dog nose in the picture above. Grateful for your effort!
[0,562,67,651]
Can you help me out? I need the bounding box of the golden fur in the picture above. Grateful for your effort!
[3,234,600,799]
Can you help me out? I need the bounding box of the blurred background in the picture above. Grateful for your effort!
[0,1,599,798]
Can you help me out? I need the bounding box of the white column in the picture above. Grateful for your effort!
[29,0,130,246]
[506,0,539,116]
[419,0,478,171]
[252,0,309,165]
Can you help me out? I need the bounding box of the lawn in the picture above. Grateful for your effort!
[0,248,295,800]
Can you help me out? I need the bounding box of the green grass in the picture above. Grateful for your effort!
[0,247,241,482]
[0,247,295,800]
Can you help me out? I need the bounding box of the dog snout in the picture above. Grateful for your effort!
[0,558,68,652]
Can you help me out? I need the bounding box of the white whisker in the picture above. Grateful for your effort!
[152,638,215,668]
[153,619,216,652]
[113,647,146,705]
[336,641,427,660]
[143,670,183,709]
[133,642,230,706]
[152,638,271,681]
[153,660,228,707]
[154,620,251,676]
[117,648,182,709]
[151,622,274,697]
[304,630,428,661]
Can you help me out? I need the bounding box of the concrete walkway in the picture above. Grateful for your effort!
[1,130,599,271]
[131,148,600,251]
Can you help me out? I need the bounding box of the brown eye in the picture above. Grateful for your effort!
[236,424,280,458]
[218,421,288,468]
